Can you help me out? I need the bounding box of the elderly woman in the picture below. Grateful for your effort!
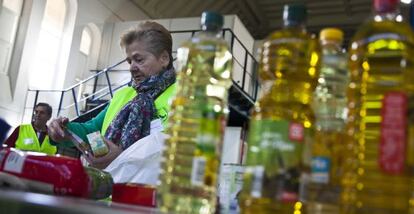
[48,21,176,168]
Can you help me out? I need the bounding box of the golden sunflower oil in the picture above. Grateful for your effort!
[239,4,320,214]
[157,11,233,214]
[305,28,349,214]
[342,0,414,213]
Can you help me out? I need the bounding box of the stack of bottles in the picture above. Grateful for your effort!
[156,0,414,213]
[0,148,112,199]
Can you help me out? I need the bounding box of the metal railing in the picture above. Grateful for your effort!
[170,28,260,102]
[26,59,128,120]
[25,28,260,121]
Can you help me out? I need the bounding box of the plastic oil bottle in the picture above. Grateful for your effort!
[157,11,233,214]
[342,0,414,213]
[239,4,320,213]
[306,28,348,214]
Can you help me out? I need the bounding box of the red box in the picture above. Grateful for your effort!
[112,183,157,207]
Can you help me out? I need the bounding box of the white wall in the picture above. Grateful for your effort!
[63,0,149,89]
[221,127,243,164]
[57,0,149,120]
[0,0,149,126]
[253,39,263,60]
[0,0,23,98]
[0,0,46,126]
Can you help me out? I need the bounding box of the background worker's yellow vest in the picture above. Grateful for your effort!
[101,83,176,134]
[15,124,57,155]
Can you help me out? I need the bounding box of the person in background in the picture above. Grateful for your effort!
[4,103,56,155]
[0,118,11,144]
[48,21,176,169]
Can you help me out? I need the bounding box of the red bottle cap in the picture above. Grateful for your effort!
[374,0,399,13]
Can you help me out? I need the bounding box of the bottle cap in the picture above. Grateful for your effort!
[320,28,344,42]
[201,11,224,30]
[283,4,307,26]
[374,0,399,13]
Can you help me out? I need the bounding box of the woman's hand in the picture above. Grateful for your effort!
[48,117,70,142]
[84,139,122,169]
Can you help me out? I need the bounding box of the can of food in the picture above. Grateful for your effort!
[218,163,244,213]
[84,166,113,199]
[112,183,157,207]
[86,131,109,157]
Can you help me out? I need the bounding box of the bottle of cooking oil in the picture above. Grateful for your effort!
[239,4,320,213]
[342,0,414,213]
[410,8,414,214]
[157,11,232,214]
[305,28,348,214]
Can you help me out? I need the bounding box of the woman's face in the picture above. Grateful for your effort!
[125,40,169,84]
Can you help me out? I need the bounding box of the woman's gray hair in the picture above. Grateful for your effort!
[120,21,173,69]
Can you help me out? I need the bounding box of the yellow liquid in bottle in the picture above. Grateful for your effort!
[306,131,346,214]
[342,14,414,214]
[157,32,232,214]
[240,26,320,214]
[306,38,349,214]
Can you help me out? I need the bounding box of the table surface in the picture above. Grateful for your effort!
[0,188,160,214]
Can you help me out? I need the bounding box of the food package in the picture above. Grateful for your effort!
[86,131,109,157]
[112,183,156,207]
[0,148,112,199]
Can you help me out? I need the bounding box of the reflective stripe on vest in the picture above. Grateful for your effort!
[101,83,177,135]
[15,124,57,155]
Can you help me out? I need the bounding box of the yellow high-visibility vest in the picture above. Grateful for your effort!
[101,83,177,135]
[15,124,57,155]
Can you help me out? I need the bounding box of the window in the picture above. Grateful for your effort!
[76,23,101,81]
[80,27,92,55]
[29,0,67,89]
[3,0,22,13]
[0,0,23,74]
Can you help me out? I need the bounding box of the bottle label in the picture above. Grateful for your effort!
[245,119,308,203]
[191,112,224,187]
[281,191,298,203]
[191,157,207,186]
[248,165,264,198]
[311,157,330,183]
[196,114,222,154]
[380,92,407,174]
[289,122,304,142]
[219,164,244,206]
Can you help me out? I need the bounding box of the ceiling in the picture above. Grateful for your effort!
[131,0,412,44]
